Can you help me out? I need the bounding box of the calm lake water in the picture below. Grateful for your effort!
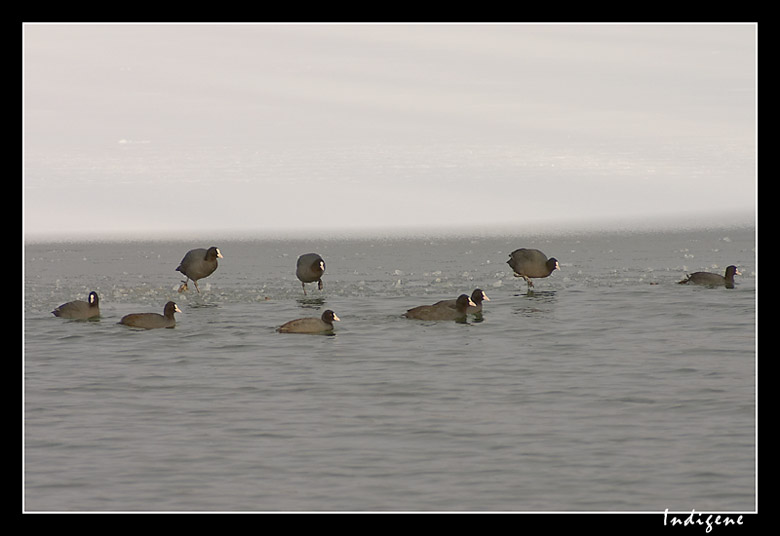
[23,225,757,512]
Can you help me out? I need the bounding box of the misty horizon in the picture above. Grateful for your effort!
[23,23,756,242]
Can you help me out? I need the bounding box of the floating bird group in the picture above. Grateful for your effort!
[433,288,490,315]
[404,293,477,322]
[50,244,743,333]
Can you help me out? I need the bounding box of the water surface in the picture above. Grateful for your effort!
[23,226,756,512]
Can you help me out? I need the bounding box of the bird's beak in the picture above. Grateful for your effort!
[333,314,340,322]
[482,293,490,301]
[217,249,224,259]
[174,305,182,313]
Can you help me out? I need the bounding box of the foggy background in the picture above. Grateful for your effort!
[23,23,756,241]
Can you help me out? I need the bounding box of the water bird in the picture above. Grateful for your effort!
[296,253,326,295]
[678,265,741,289]
[405,294,476,321]
[507,248,559,289]
[433,288,490,314]
[176,246,223,293]
[277,309,340,334]
[51,291,100,320]
[119,301,181,329]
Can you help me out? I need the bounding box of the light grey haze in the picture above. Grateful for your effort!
[23,23,756,240]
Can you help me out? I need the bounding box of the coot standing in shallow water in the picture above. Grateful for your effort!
[119,301,181,329]
[678,265,741,289]
[176,246,223,293]
[296,253,326,295]
[433,288,490,314]
[507,248,559,289]
[277,309,340,334]
[52,291,100,320]
[405,294,476,322]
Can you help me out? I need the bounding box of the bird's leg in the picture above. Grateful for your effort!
[194,280,201,293]
[178,278,189,293]
[302,282,308,296]
[524,276,534,289]
[318,279,323,291]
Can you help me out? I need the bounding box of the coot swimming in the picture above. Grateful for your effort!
[119,301,181,329]
[52,291,100,320]
[405,294,475,321]
[678,265,741,289]
[277,309,340,334]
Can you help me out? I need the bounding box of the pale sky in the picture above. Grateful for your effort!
[23,23,756,240]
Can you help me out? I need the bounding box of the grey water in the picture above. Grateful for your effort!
[23,225,757,512]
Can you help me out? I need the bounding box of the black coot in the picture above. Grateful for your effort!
[176,246,223,293]
[405,294,475,321]
[678,265,741,289]
[277,309,340,334]
[296,253,326,295]
[507,248,559,288]
[119,301,181,329]
[433,288,490,314]
[52,291,100,320]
